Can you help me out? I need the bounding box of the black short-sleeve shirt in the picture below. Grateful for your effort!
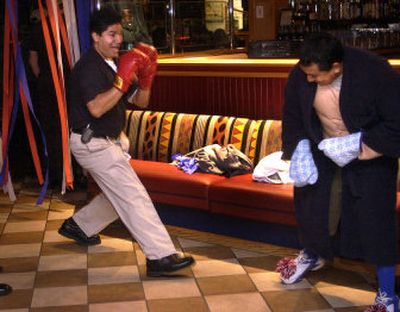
[67,47,129,138]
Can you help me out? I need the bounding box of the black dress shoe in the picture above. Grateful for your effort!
[0,284,12,296]
[58,217,101,246]
[146,253,195,277]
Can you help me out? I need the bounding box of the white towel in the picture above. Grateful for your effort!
[252,151,293,184]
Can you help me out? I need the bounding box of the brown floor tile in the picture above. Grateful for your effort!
[143,278,201,300]
[147,297,208,312]
[3,220,46,233]
[0,204,13,213]
[88,282,145,303]
[197,274,257,295]
[41,241,87,256]
[262,288,331,312]
[0,256,39,272]
[32,285,87,307]
[0,289,34,309]
[0,231,44,244]
[49,200,76,211]
[89,301,147,311]
[317,284,375,308]
[15,194,48,205]
[238,255,282,273]
[0,181,387,311]
[88,251,137,268]
[184,246,236,260]
[205,292,270,311]
[335,307,369,311]
[100,221,131,239]
[171,236,183,250]
[308,266,372,288]
[31,305,89,312]
[45,219,64,231]
[8,210,48,221]
[35,269,88,288]
[335,258,375,275]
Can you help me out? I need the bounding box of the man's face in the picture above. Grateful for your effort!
[300,62,342,86]
[92,23,123,59]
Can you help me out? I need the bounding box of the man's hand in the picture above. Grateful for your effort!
[135,43,158,90]
[318,132,361,167]
[114,48,151,93]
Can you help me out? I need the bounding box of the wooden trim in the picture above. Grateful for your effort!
[157,70,290,78]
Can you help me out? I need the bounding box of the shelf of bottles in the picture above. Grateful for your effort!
[278,0,400,50]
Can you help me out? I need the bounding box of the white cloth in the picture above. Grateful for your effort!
[62,0,80,65]
[252,151,293,184]
[69,133,176,259]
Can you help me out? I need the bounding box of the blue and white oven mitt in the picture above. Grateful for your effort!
[318,132,361,167]
[289,139,318,187]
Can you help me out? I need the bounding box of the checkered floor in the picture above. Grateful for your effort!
[0,179,381,311]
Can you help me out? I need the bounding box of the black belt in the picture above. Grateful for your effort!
[71,126,86,135]
[71,126,117,139]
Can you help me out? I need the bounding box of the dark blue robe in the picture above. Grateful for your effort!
[282,47,400,265]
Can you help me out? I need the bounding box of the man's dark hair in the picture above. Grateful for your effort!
[90,6,122,35]
[299,32,344,71]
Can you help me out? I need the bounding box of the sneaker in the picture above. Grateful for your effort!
[365,290,399,312]
[276,249,325,284]
[58,218,101,246]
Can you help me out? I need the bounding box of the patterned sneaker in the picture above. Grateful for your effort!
[276,249,325,284]
[365,290,399,312]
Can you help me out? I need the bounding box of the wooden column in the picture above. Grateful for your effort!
[248,0,289,41]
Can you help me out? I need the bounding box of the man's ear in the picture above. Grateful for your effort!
[91,32,99,43]
[332,62,343,75]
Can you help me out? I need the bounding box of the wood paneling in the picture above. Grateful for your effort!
[144,62,291,120]
[149,76,286,120]
[140,59,400,120]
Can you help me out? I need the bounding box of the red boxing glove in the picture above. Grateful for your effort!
[114,48,151,93]
[137,63,157,90]
[135,43,158,90]
[135,42,158,63]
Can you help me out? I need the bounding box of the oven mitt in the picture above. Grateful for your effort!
[318,132,361,167]
[289,139,318,187]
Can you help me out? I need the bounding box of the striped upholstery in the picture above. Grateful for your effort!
[125,110,282,166]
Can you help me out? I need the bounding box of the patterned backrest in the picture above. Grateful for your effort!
[124,110,282,166]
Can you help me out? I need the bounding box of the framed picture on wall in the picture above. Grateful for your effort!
[205,2,225,23]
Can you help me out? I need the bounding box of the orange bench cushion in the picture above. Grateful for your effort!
[130,159,225,210]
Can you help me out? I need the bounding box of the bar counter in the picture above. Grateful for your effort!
[147,54,400,120]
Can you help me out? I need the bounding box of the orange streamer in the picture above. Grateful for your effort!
[39,0,73,188]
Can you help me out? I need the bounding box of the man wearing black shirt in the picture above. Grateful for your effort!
[59,6,194,277]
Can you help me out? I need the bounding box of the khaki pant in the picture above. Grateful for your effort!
[69,133,176,259]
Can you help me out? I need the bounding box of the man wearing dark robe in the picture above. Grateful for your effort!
[277,32,400,311]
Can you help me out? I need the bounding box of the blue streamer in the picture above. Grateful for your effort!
[2,0,49,205]
[76,0,91,54]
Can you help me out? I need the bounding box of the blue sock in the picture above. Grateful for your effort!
[377,265,396,298]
